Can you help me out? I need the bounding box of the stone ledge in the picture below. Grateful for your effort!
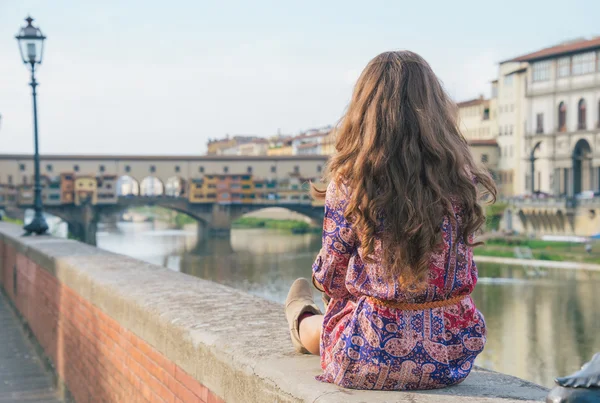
[0,223,549,402]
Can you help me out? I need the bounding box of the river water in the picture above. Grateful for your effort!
[95,222,600,388]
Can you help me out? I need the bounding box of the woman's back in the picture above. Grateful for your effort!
[313,181,486,390]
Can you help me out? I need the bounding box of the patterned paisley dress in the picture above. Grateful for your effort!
[312,181,486,390]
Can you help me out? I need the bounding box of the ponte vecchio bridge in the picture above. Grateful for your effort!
[0,154,328,245]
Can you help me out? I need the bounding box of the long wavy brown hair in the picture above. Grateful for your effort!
[313,50,496,288]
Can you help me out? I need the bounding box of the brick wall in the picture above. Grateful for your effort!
[0,240,224,403]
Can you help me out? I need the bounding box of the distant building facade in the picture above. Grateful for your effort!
[515,37,600,197]
[495,62,528,197]
[206,135,262,155]
[457,96,495,141]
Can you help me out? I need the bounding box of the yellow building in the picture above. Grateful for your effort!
[74,176,98,206]
[188,176,218,203]
[267,145,293,156]
[267,135,293,156]
[321,130,336,155]
[240,174,254,204]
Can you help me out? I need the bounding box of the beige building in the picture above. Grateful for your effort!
[495,61,528,197]
[221,139,269,156]
[206,135,262,155]
[516,37,600,197]
[457,95,495,141]
[457,95,499,175]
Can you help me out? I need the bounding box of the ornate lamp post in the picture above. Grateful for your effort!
[16,16,48,235]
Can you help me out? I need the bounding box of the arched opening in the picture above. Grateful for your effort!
[556,210,565,232]
[117,175,140,196]
[140,176,164,196]
[541,212,552,232]
[558,102,567,132]
[232,206,320,231]
[518,210,528,230]
[529,141,542,193]
[578,99,587,130]
[572,139,592,196]
[165,176,186,197]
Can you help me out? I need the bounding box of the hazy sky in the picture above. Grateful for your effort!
[1,1,598,155]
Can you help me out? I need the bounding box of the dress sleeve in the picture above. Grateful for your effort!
[312,181,356,299]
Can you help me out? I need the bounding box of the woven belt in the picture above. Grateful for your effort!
[366,293,469,310]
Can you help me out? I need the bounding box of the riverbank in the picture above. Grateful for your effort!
[474,255,600,271]
[232,217,318,233]
[0,217,23,226]
[475,238,600,264]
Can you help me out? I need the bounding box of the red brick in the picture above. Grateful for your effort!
[175,367,208,400]
[137,338,176,376]
[168,376,201,403]
[207,393,225,403]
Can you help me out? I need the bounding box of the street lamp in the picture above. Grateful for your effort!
[16,16,48,235]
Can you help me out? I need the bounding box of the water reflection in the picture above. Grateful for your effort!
[96,222,600,387]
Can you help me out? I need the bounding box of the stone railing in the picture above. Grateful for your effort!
[0,222,549,402]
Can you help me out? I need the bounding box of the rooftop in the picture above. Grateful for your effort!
[457,96,488,108]
[469,139,498,146]
[506,36,600,63]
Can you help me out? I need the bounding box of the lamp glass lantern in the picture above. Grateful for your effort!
[15,16,46,66]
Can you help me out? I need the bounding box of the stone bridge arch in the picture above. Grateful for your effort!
[227,204,324,226]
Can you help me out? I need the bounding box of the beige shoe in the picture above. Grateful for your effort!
[285,278,322,354]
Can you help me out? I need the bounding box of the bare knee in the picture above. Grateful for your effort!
[299,314,323,355]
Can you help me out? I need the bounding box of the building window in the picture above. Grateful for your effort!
[578,99,587,130]
[510,145,513,157]
[175,166,180,173]
[598,101,600,129]
[150,165,156,173]
[46,164,53,172]
[99,165,105,173]
[317,165,322,173]
[536,113,544,134]
[558,102,567,132]
[572,52,596,76]
[23,176,28,185]
[223,166,229,173]
[247,166,252,174]
[481,154,489,164]
[199,166,204,173]
[510,104,514,112]
[19,164,25,171]
[294,166,299,174]
[532,61,551,82]
[509,125,513,135]
[503,74,513,86]
[125,165,131,173]
[558,57,571,77]
[271,165,276,173]
[106,184,112,189]
[74,165,80,172]
[8,175,12,185]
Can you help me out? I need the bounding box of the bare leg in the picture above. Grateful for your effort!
[299,314,324,355]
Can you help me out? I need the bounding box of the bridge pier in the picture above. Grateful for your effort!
[208,204,234,236]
